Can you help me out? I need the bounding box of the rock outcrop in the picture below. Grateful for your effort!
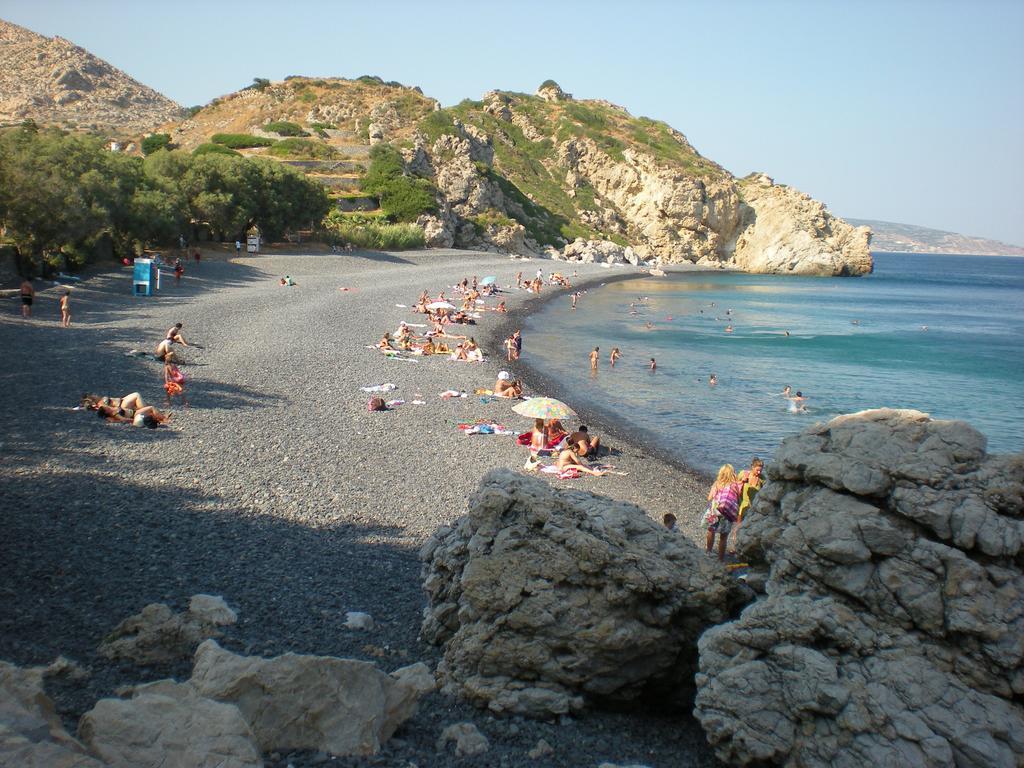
[421,470,748,718]
[79,684,261,768]
[731,175,873,275]
[189,639,420,755]
[0,660,104,767]
[98,595,237,665]
[0,19,183,134]
[694,409,1024,767]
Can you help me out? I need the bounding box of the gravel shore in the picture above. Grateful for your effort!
[0,247,719,768]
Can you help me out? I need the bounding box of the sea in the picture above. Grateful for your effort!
[521,252,1024,475]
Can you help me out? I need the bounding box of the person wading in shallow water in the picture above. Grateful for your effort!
[590,346,600,371]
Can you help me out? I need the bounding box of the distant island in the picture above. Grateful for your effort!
[846,218,1024,256]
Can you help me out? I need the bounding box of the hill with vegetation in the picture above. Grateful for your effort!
[0,19,184,135]
[845,218,1024,256]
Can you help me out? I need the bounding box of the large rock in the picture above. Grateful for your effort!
[731,174,873,275]
[78,684,260,768]
[189,639,420,755]
[694,409,1024,766]
[421,470,748,717]
[0,661,102,767]
[98,595,236,665]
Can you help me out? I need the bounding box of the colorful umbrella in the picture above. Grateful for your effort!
[480,276,497,285]
[512,397,576,420]
[426,301,456,310]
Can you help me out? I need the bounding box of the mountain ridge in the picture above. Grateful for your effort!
[845,218,1024,256]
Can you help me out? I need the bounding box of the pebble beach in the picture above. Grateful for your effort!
[0,247,719,768]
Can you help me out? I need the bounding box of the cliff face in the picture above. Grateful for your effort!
[0,19,184,135]
[407,85,872,275]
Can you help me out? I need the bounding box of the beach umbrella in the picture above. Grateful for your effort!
[426,301,456,310]
[480,276,497,285]
[512,397,576,420]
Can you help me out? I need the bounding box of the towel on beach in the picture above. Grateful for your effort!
[361,383,397,393]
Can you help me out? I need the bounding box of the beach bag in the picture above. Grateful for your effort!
[367,397,387,411]
[701,501,720,528]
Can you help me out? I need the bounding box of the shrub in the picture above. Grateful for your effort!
[265,138,337,159]
[192,143,241,157]
[323,213,424,250]
[141,133,173,155]
[310,122,336,131]
[417,110,456,144]
[186,105,203,117]
[211,133,276,149]
[246,77,271,91]
[359,144,437,222]
[264,120,309,137]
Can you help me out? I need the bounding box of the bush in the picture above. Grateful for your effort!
[192,143,241,157]
[210,133,276,149]
[186,105,203,117]
[323,211,423,250]
[359,144,437,222]
[246,77,271,91]
[265,138,337,159]
[264,120,309,137]
[141,133,173,155]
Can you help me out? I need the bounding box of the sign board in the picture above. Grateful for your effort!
[247,234,260,253]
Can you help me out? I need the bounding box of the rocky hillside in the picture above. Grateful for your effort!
[846,218,1024,256]
[0,19,184,135]
[400,83,872,274]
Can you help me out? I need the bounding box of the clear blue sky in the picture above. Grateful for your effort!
[5,0,1023,245]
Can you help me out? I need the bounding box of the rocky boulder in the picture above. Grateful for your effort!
[98,595,237,665]
[421,470,748,717]
[731,174,873,275]
[189,639,420,755]
[560,238,634,264]
[694,409,1024,766]
[0,661,102,767]
[78,684,260,768]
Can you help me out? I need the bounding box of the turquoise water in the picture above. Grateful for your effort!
[522,253,1024,473]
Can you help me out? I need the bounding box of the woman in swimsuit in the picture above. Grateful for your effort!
[556,448,606,476]
[82,393,146,411]
[93,403,171,428]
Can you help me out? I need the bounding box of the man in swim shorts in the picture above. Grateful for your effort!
[20,279,34,319]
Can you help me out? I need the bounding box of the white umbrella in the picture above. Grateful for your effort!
[426,301,456,310]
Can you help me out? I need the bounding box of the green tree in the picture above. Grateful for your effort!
[141,133,173,155]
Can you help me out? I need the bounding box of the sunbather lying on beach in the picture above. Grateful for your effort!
[81,392,147,411]
[93,403,171,428]
[556,447,606,476]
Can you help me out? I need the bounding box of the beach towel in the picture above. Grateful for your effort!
[360,383,397,393]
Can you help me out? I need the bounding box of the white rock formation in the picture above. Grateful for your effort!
[436,722,490,757]
[694,409,1024,767]
[0,661,102,767]
[78,684,260,768]
[189,639,420,755]
[731,175,873,275]
[98,595,235,665]
[421,470,748,717]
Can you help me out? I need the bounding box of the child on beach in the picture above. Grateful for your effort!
[20,279,34,318]
[59,289,71,327]
[164,353,189,407]
[704,464,742,561]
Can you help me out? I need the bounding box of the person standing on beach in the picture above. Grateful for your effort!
[515,271,522,288]
[571,292,578,311]
[19,279,34,319]
[610,348,621,367]
[504,336,515,362]
[235,240,242,256]
[512,330,522,360]
[590,347,600,371]
[59,289,71,328]
[705,464,741,561]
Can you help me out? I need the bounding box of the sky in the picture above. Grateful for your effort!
[4,0,1023,245]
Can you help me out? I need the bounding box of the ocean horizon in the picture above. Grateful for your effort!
[521,252,1024,474]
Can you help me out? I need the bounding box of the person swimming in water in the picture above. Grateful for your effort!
[709,373,718,386]
[786,391,808,412]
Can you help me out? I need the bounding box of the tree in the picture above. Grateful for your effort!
[360,144,436,223]
[141,133,173,155]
